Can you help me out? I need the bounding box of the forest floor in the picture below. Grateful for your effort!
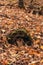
[0,0,43,65]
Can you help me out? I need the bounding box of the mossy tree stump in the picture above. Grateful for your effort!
[6,29,33,47]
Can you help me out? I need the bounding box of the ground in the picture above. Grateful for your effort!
[0,0,43,65]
